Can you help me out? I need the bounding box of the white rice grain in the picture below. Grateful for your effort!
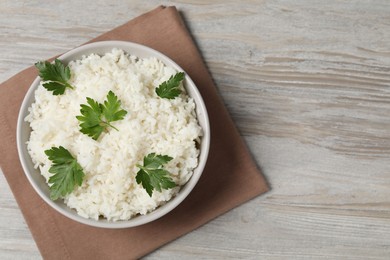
[25,48,202,221]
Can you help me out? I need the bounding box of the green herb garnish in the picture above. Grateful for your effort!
[35,59,74,95]
[76,91,127,140]
[136,153,177,197]
[155,72,185,99]
[44,146,85,200]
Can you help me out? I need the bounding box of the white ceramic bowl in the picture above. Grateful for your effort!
[17,41,210,228]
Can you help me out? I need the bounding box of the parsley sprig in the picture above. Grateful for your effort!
[35,59,74,95]
[76,91,127,140]
[155,72,185,99]
[136,153,177,197]
[45,146,85,200]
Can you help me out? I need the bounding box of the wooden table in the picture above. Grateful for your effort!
[1,1,390,258]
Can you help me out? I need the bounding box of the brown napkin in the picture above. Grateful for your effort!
[0,6,268,259]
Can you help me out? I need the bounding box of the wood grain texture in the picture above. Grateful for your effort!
[1,0,390,259]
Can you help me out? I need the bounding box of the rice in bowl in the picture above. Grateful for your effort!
[25,48,202,221]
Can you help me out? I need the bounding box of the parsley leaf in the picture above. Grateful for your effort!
[136,153,177,197]
[76,91,127,140]
[35,59,74,95]
[44,146,85,200]
[77,97,105,140]
[155,72,185,99]
[102,90,128,123]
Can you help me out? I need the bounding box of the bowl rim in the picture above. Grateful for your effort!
[16,40,210,228]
